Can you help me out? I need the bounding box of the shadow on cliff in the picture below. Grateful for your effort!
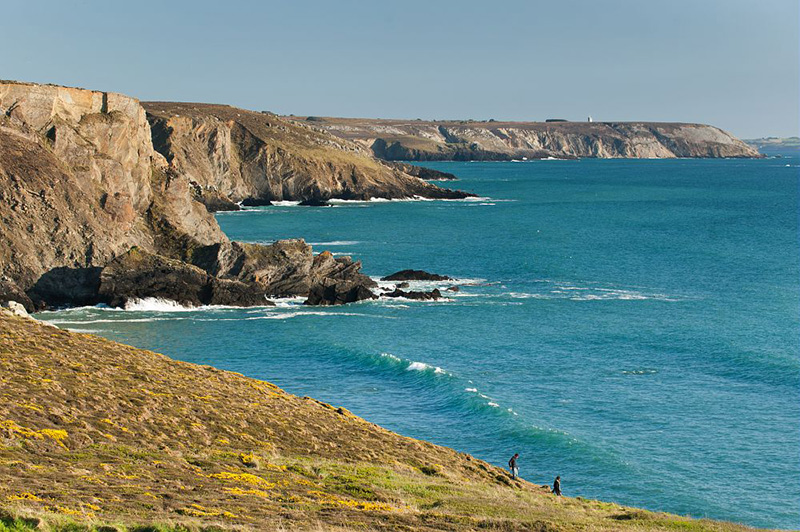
[27,267,103,310]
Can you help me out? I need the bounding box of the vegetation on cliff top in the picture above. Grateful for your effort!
[0,312,764,531]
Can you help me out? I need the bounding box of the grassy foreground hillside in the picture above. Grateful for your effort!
[0,312,761,531]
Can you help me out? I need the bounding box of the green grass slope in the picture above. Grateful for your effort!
[0,312,765,531]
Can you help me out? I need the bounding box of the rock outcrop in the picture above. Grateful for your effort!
[301,117,761,160]
[98,248,273,308]
[381,270,453,282]
[0,82,415,309]
[143,102,474,207]
[383,288,443,301]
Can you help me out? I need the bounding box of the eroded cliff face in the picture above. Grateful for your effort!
[0,82,384,309]
[144,102,472,208]
[304,118,761,160]
[0,82,184,306]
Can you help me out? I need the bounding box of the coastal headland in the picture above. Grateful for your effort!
[296,117,761,161]
[0,81,469,312]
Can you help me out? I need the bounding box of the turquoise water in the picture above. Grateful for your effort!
[41,157,800,529]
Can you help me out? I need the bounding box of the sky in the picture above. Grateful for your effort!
[1,0,797,138]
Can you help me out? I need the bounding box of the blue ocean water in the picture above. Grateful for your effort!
[41,157,800,529]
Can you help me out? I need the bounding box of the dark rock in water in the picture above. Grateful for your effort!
[383,288,443,301]
[240,198,273,207]
[381,270,453,282]
[397,282,410,288]
[446,286,460,292]
[305,278,377,306]
[210,278,274,307]
[98,248,273,308]
[298,198,331,207]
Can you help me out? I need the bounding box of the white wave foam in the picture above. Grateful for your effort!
[465,387,478,393]
[487,402,500,408]
[508,285,680,302]
[270,296,306,308]
[246,311,387,320]
[380,352,402,362]
[271,200,301,206]
[308,240,361,246]
[50,317,170,324]
[622,369,659,375]
[124,298,198,312]
[406,360,448,375]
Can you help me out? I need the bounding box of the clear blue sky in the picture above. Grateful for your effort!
[2,0,797,138]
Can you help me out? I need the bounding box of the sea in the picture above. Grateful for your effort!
[39,156,800,529]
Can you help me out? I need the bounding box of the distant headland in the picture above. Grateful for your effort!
[290,116,761,161]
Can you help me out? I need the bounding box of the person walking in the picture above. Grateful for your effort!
[508,453,519,480]
[553,475,562,496]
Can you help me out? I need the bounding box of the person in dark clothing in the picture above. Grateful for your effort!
[508,453,519,480]
[553,475,562,496]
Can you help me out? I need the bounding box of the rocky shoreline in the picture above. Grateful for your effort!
[0,81,472,312]
[0,80,762,313]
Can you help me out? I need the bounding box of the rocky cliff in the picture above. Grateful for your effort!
[301,117,761,160]
[144,102,472,210]
[1,82,462,310]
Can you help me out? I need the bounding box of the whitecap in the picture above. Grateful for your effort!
[308,240,361,246]
[622,369,659,375]
[245,311,390,320]
[465,387,478,393]
[406,360,449,375]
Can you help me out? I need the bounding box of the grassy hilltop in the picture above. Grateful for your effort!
[0,312,764,531]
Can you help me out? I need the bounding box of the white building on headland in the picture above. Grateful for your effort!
[588,116,593,122]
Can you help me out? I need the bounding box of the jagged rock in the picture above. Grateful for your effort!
[0,81,224,308]
[197,191,241,212]
[305,278,377,306]
[381,270,453,281]
[446,286,460,292]
[383,288,443,301]
[98,248,273,308]
[0,279,35,313]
